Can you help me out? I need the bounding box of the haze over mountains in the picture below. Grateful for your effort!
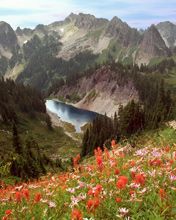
[0,13,175,91]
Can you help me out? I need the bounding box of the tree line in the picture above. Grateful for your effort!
[81,61,175,156]
[0,77,47,124]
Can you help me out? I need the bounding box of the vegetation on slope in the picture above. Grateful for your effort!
[0,78,79,181]
[1,137,176,219]
[16,34,98,92]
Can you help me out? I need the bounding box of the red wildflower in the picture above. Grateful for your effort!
[170,159,174,165]
[96,155,103,171]
[115,168,120,175]
[131,171,136,178]
[22,188,30,201]
[159,188,166,199]
[87,199,94,210]
[34,193,41,203]
[116,176,128,189]
[5,210,12,215]
[73,154,81,168]
[15,191,22,202]
[87,189,93,196]
[96,156,102,166]
[134,173,145,185]
[71,209,83,220]
[96,184,102,193]
[119,152,125,158]
[115,197,122,203]
[149,158,162,166]
[87,198,100,211]
[2,216,8,220]
[164,146,170,152]
[94,147,102,157]
[130,160,136,167]
[104,147,110,159]
[88,184,102,197]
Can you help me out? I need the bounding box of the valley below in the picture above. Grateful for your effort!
[0,8,176,220]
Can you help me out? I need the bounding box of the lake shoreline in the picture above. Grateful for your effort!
[46,99,98,133]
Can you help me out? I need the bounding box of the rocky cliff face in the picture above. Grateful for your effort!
[0,13,174,84]
[136,25,170,65]
[104,16,141,47]
[0,21,18,59]
[156,21,176,48]
[55,65,138,116]
[65,13,108,30]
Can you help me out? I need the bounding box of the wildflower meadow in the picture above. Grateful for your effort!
[1,141,176,219]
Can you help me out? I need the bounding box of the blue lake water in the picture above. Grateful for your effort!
[46,100,98,132]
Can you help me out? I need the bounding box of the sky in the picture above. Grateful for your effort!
[0,0,175,29]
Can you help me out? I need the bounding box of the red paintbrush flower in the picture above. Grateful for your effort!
[22,188,30,201]
[34,193,41,203]
[115,197,122,203]
[116,176,128,189]
[134,173,145,185]
[71,209,83,220]
[15,191,22,203]
[87,198,100,211]
[5,210,12,215]
[115,168,120,175]
[159,188,166,199]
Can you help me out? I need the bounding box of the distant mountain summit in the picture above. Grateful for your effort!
[65,13,108,30]
[0,21,18,59]
[0,13,175,89]
[136,25,170,65]
[156,21,176,48]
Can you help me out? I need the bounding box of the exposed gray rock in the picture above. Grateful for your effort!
[0,21,17,50]
[104,16,141,47]
[156,21,176,48]
[136,25,171,64]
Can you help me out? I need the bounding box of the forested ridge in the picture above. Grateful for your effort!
[80,59,176,156]
[0,77,46,123]
[16,34,98,92]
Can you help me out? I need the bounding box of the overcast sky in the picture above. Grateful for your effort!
[0,0,175,29]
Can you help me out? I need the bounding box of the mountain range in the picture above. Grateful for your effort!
[0,13,175,90]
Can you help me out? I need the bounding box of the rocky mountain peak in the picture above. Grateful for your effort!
[156,21,176,48]
[110,16,127,27]
[16,27,33,36]
[0,21,17,50]
[65,12,108,30]
[136,25,170,64]
[104,16,140,47]
[64,12,78,23]
[143,25,168,47]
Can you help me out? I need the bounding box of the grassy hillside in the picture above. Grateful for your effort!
[0,114,80,161]
[0,126,176,219]
[127,126,176,149]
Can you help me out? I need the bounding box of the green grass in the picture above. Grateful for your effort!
[0,114,81,161]
[1,133,176,219]
[164,68,176,91]
[128,126,176,149]
[97,40,123,64]
[148,57,165,66]
[86,28,104,41]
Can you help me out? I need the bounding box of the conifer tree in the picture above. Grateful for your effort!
[12,123,22,154]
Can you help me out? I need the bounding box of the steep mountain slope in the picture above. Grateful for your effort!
[104,16,140,47]
[0,13,174,91]
[136,25,170,65]
[55,65,138,116]
[0,21,18,59]
[156,21,176,48]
